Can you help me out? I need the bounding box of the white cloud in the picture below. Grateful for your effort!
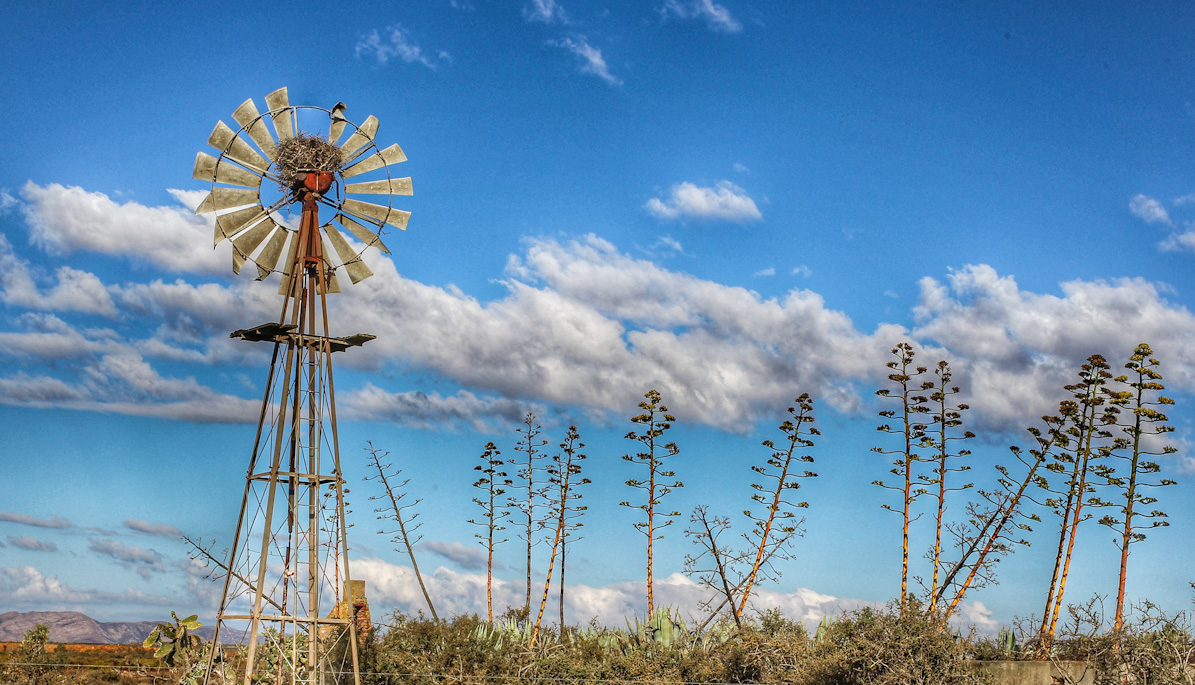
[732,163,749,173]
[420,540,491,572]
[792,265,812,277]
[645,181,762,222]
[1160,228,1195,253]
[0,566,90,603]
[355,557,872,628]
[1129,193,1172,226]
[6,537,57,552]
[0,234,116,316]
[88,538,166,580]
[913,264,1195,432]
[525,0,567,23]
[342,384,540,432]
[660,0,742,33]
[356,25,449,69]
[550,36,622,87]
[19,182,225,274]
[122,519,182,538]
[754,267,775,277]
[0,512,73,529]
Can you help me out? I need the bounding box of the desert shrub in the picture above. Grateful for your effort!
[799,603,992,685]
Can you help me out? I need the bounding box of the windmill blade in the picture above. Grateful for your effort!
[208,121,271,173]
[193,152,263,188]
[203,187,260,213]
[338,115,379,164]
[336,213,390,254]
[278,231,301,296]
[264,87,294,142]
[214,206,269,246]
[255,227,290,279]
[324,222,374,284]
[344,177,412,196]
[328,102,348,145]
[342,199,410,231]
[341,143,407,179]
[231,219,278,276]
[231,98,278,160]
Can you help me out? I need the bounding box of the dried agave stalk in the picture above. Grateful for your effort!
[273,132,343,190]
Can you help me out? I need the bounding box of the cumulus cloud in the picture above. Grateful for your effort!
[660,0,742,33]
[88,538,166,580]
[645,181,762,222]
[0,565,177,609]
[122,519,182,538]
[913,264,1195,432]
[0,512,73,529]
[549,36,621,87]
[356,25,449,69]
[6,537,57,552]
[355,557,871,628]
[1129,193,1172,226]
[524,0,567,23]
[18,182,225,274]
[1160,228,1195,253]
[0,235,116,316]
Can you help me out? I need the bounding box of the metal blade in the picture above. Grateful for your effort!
[338,115,379,163]
[336,213,390,254]
[278,231,301,296]
[195,192,214,215]
[344,177,413,196]
[193,152,263,188]
[208,187,260,211]
[231,98,277,160]
[341,143,407,179]
[329,102,348,144]
[231,219,277,274]
[264,87,294,142]
[341,198,407,230]
[324,223,374,284]
[255,227,290,279]
[208,121,271,173]
[214,206,268,246]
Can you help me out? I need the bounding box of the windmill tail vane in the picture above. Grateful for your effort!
[191,87,412,685]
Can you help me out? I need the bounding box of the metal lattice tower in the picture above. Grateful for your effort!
[192,87,411,685]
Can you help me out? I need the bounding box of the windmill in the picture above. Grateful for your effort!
[193,87,411,685]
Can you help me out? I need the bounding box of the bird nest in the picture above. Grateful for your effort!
[273,133,343,189]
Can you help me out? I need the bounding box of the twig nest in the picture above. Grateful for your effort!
[274,133,343,190]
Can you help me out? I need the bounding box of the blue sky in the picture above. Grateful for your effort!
[2,0,1195,633]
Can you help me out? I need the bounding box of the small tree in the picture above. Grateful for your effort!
[365,441,438,621]
[684,505,750,628]
[917,361,974,614]
[1037,355,1117,653]
[1092,343,1178,633]
[531,426,590,645]
[510,412,549,618]
[468,441,511,624]
[872,342,928,613]
[620,389,683,616]
[738,393,820,621]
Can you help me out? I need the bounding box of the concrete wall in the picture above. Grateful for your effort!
[969,660,1095,685]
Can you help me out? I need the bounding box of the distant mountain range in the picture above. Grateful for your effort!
[0,611,223,645]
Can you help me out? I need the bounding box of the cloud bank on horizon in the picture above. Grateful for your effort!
[3,182,1194,436]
